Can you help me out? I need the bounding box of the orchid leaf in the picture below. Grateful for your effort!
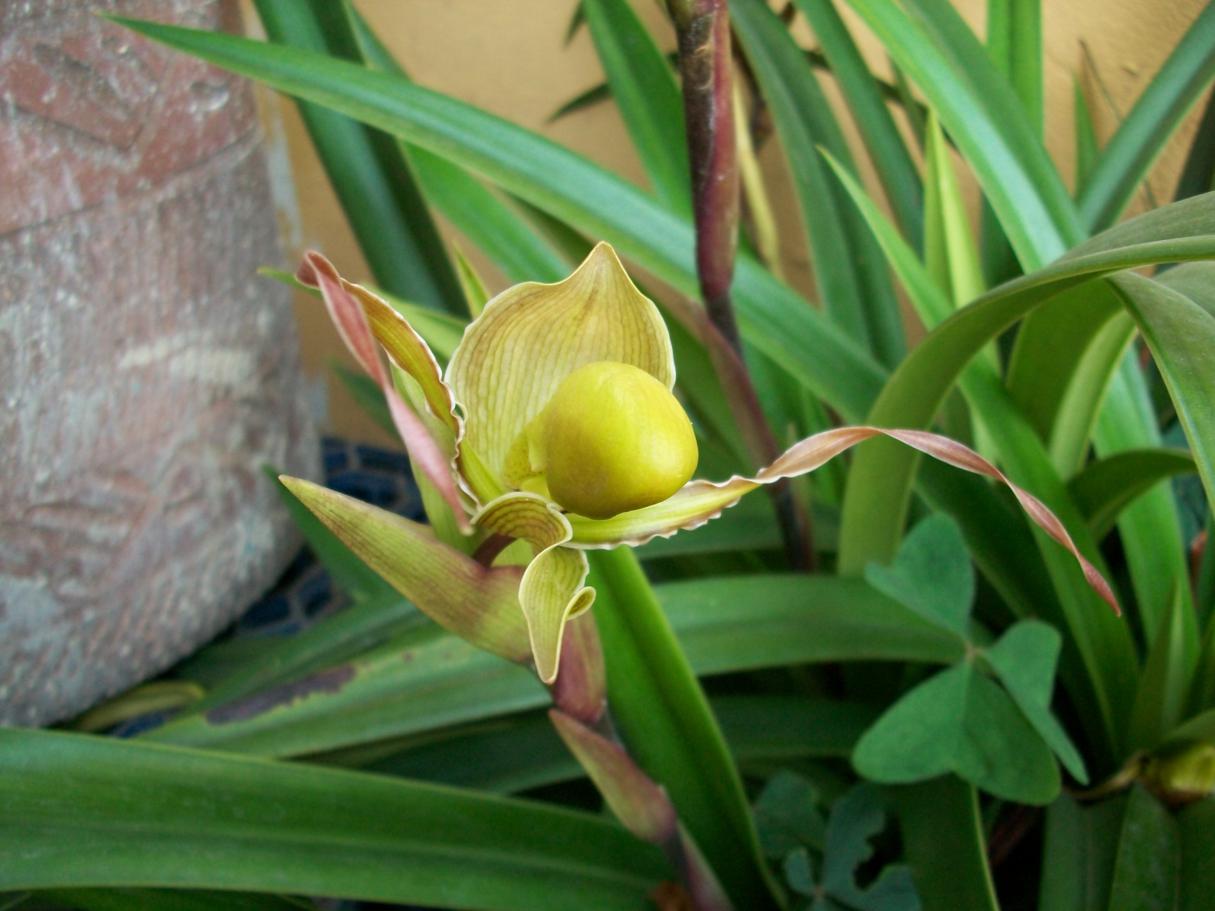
[1180,799,1215,911]
[1069,448,1198,540]
[865,514,974,638]
[1114,265,1215,510]
[923,114,985,308]
[793,0,922,250]
[148,573,960,758]
[452,245,490,318]
[1037,794,1123,911]
[278,477,529,664]
[34,889,307,911]
[894,779,998,911]
[1073,76,1100,192]
[1128,584,1199,753]
[1078,2,1215,231]
[106,15,888,425]
[335,695,878,795]
[1107,787,1182,911]
[985,0,1043,135]
[252,0,462,314]
[844,0,1080,269]
[589,549,782,910]
[852,661,1061,804]
[0,729,668,910]
[581,0,689,212]
[344,7,573,286]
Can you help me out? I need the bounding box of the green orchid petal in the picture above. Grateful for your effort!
[298,253,471,529]
[474,492,595,683]
[446,242,676,486]
[570,426,1119,615]
[280,476,531,664]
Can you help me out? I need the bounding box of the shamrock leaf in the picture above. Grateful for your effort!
[852,662,1060,804]
[753,771,826,860]
[865,514,973,637]
[984,620,1089,784]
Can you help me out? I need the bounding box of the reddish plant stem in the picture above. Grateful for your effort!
[668,0,814,570]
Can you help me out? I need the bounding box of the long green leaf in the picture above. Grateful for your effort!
[985,0,1043,134]
[1126,263,1215,509]
[149,574,961,758]
[837,194,1215,570]
[345,9,572,285]
[588,550,781,910]
[792,0,923,249]
[1069,449,1198,540]
[1107,786,1181,911]
[836,207,1215,755]
[253,0,462,313]
[340,695,878,795]
[37,890,307,911]
[893,778,999,911]
[184,591,424,715]
[846,0,1080,268]
[581,0,689,212]
[823,152,1094,624]
[730,0,865,345]
[111,16,886,423]
[1180,798,1215,911]
[1037,794,1123,911]
[1128,584,1198,752]
[1078,2,1215,231]
[1074,76,1101,192]
[1,730,667,910]
[1175,90,1215,202]
[733,0,905,366]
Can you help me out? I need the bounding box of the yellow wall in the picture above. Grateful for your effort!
[247,0,1210,443]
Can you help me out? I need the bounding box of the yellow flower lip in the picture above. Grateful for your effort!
[540,361,698,519]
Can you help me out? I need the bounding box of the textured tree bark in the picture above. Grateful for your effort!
[0,0,318,724]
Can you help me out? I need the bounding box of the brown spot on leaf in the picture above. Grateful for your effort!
[205,664,355,724]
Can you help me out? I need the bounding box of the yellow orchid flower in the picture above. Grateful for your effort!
[283,243,1117,685]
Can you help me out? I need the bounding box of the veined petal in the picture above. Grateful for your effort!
[298,252,471,531]
[570,426,1120,615]
[474,492,596,683]
[280,477,532,664]
[446,242,676,484]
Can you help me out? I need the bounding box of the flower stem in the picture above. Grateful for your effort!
[667,0,814,570]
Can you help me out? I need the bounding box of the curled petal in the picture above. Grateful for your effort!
[298,252,470,530]
[279,477,532,663]
[569,426,1120,615]
[475,493,595,683]
[447,242,676,484]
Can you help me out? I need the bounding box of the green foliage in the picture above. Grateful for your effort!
[17,3,1209,908]
[755,778,919,911]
